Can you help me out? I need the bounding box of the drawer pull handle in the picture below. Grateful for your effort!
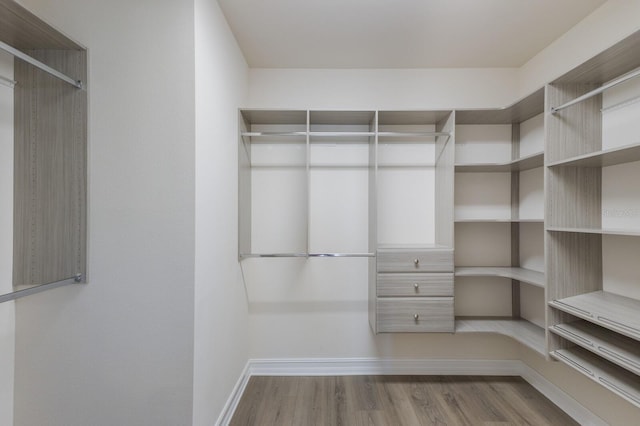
[414,314,419,322]
[414,283,419,291]
[413,259,420,266]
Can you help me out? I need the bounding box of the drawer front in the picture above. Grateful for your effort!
[377,297,454,333]
[377,249,453,273]
[377,273,453,297]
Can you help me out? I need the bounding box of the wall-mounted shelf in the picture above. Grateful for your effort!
[456,317,546,356]
[550,320,640,376]
[455,267,544,288]
[547,227,640,237]
[455,152,544,173]
[455,219,543,223]
[549,291,640,342]
[547,142,640,168]
[551,347,640,408]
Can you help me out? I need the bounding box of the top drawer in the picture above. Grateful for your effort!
[377,248,454,273]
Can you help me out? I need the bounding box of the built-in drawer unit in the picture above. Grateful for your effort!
[377,247,454,273]
[377,297,454,332]
[377,273,453,297]
[375,246,454,333]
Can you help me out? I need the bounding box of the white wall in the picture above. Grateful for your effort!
[0,50,14,426]
[193,0,249,424]
[13,1,196,425]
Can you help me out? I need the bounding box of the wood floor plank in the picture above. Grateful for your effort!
[230,375,578,426]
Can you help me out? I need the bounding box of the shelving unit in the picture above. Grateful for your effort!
[453,91,546,353]
[545,29,640,408]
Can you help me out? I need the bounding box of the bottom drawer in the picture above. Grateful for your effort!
[377,297,454,333]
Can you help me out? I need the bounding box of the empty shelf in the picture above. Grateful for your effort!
[549,291,640,342]
[547,227,640,237]
[551,347,640,409]
[456,317,546,356]
[455,267,544,288]
[550,320,640,376]
[455,152,543,173]
[455,218,543,223]
[547,142,640,168]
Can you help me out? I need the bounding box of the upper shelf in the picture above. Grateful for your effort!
[455,88,544,125]
[547,142,640,168]
[455,152,543,172]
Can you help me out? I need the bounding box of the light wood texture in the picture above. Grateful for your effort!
[377,297,454,332]
[510,165,521,318]
[368,112,378,333]
[456,88,545,125]
[13,48,87,288]
[0,0,83,49]
[377,273,453,297]
[456,317,546,356]
[548,142,640,168]
[550,291,640,342]
[454,218,543,223]
[454,267,544,288]
[455,152,543,173]
[377,248,454,273]
[551,347,640,409]
[547,227,640,237]
[553,29,640,85]
[435,111,455,248]
[231,375,578,426]
[550,320,640,376]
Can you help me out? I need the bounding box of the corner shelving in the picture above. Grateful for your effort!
[455,267,544,288]
[455,151,543,173]
[456,317,545,356]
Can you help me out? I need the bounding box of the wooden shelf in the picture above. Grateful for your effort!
[455,88,544,125]
[550,320,640,376]
[549,291,640,342]
[456,317,546,356]
[455,267,544,288]
[455,152,544,173]
[456,218,543,223]
[547,227,640,237]
[551,347,640,409]
[547,142,640,168]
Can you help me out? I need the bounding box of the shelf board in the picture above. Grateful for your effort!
[455,267,544,288]
[547,227,640,237]
[550,320,640,376]
[551,347,640,409]
[455,317,546,356]
[549,291,640,342]
[455,88,545,125]
[455,152,544,173]
[547,142,640,168]
[456,218,543,223]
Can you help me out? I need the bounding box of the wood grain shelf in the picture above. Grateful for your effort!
[549,291,640,342]
[456,317,546,356]
[547,227,640,237]
[551,347,640,408]
[455,152,544,173]
[550,320,640,376]
[455,218,543,223]
[547,142,640,168]
[455,267,544,288]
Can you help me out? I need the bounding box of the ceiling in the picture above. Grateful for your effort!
[216,0,607,69]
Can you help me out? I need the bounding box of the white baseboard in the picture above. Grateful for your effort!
[215,361,251,426]
[218,357,605,426]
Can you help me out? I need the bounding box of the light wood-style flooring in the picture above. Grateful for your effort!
[230,375,578,425]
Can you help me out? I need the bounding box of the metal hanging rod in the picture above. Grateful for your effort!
[0,40,84,90]
[0,74,16,88]
[551,67,640,114]
[240,252,375,258]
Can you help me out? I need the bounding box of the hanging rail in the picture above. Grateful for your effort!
[0,40,83,90]
[0,74,16,88]
[551,67,640,114]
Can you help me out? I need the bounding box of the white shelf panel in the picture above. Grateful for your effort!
[547,227,640,237]
[549,291,640,342]
[551,347,640,409]
[455,267,544,288]
[455,152,543,173]
[547,142,640,168]
[550,320,640,376]
[455,219,543,223]
[455,317,546,356]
